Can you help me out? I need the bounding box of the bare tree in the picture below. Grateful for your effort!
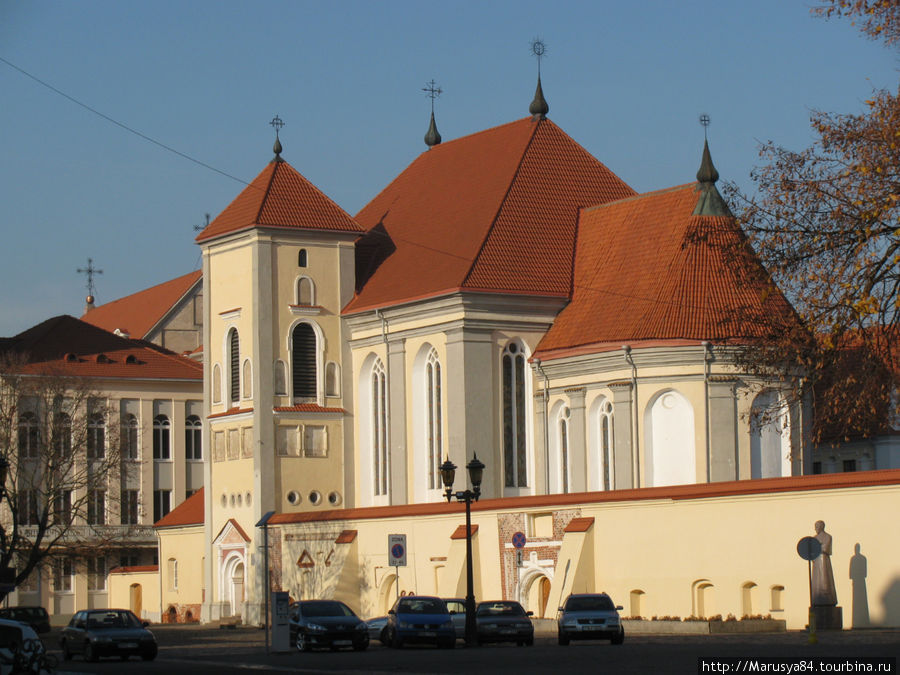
[0,353,122,602]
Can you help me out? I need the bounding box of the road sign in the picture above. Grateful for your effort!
[512,531,527,549]
[388,534,407,567]
[797,536,822,561]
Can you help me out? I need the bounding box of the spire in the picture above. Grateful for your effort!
[422,80,443,148]
[270,115,285,162]
[529,39,549,120]
[692,116,729,216]
[529,75,549,119]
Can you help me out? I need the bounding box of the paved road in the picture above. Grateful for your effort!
[49,625,899,675]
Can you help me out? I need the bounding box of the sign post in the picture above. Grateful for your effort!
[388,534,407,603]
[797,536,822,645]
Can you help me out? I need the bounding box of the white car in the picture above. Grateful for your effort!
[0,617,54,674]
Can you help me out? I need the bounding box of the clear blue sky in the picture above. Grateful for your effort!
[1,0,896,337]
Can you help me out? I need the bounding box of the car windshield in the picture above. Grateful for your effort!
[565,596,615,612]
[398,598,445,614]
[477,603,526,617]
[299,601,354,618]
[86,611,142,629]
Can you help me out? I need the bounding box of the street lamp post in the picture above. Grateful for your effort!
[440,454,485,648]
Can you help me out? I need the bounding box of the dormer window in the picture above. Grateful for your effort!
[298,249,308,268]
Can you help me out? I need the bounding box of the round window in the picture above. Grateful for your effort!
[327,491,341,506]
[286,490,301,505]
[245,492,252,507]
[309,491,322,505]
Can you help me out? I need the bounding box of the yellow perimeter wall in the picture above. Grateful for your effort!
[272,471,900,630]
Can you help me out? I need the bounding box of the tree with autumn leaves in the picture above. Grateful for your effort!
[725,0,900,444]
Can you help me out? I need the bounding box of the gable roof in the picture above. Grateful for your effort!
[344,117,635,314]
[195,158,363,243]
[1,315,203,380]
[81,270,201,339]
[154,488,204,528]
[534,183,799,359]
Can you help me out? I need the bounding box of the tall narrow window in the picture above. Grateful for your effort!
[298,249,308,267]
[87,414,105,459]
[559,406,570,493]
[153,415,171,460]
[87,556,107,591]
[291,323,317,401]
[153,490,171,522]
[53,412,72,458]
[297,277,314,305]
[52,490,72,527]
[185,415,202,460]
[229,328,240,404]
[53,558,73,592]
[426,349,442,490]
[598,398,615,491]
[168,558,178,592]
[17,490,39,526]
[372,359,388,496]
[18,412,39,458]
[121,414,138,459]
[120,489,139,525]
[502,343,527,488]
[325,362,340,397]
[87,489,106,525]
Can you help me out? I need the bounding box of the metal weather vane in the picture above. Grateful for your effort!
[422,79,442,114]
[699,113,710,140]
[531,38,547,76]
[270,115,285,140]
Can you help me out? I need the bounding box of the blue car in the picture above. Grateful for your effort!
[385,596,455,649]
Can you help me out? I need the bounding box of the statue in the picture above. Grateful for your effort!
[811,520,837,606]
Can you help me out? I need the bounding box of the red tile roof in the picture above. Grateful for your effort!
[109,565,159,575]
[154,488,204,528]
[81,270,201,339]
[534,184,799,359]
[2,316,203,380]
[273,404,346,414]
[345,117,635,314]
[564,517,595,533]
[195,159,363,243]
[450,524,479,540]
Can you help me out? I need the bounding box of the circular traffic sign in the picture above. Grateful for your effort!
[391,543,405,559]
[512,531,527,549]
[797,536,822,561]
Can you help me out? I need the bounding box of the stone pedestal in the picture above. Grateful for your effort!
[812,606,843,630]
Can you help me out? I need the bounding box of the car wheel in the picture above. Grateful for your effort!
[352,639,368,652]
[84,641,98,662]
[379,627,389,645]
[60,640,71,661]
[611,628,624,645]
[296,631,310,652]
[558,631,570,646]
[390,629,403,649]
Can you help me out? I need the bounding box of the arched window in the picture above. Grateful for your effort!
[750,390,791,479]
[325,362,340,397]
[629,589,645,619]
[185,415,202,460]
[770,585,784,612]
[87,413,106,459]
[242,359,252,399]
[298,249,308,267]
[121,413,138,460]
[425,348,442,490]
[558,406,570,493]
[212,364,222,404]
[53,412,72,458]
[741,582,758,617]
[502,342,527,488]
[598,398,615,491]
[153,415,171,460]
[645,390,695,487]
[228,329,240,405]
[18,412,39,458]
[291,323,317,401]
[371,359,388,497]
[297,277,314,305]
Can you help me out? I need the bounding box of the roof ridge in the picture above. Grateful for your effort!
[257,161,280,225]
[461,119,542,287]
[583,182,696,214]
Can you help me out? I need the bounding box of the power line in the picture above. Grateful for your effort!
[0,55,250,187]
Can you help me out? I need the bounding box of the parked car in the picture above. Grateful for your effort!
[475,600,534,646]
[365,616,389,643]
[0,607,50,634]
[0,617,56,675]
[443,598,467,638]
[60,609,157,662]
[385,596,455,649]
[289,600,368,652]
[556,593,624,645]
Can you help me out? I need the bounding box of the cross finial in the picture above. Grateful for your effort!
[77,257,103,302]
[531,38,547,76]
[193,213,211,233]
[270,115,285,159]
[423,80,442,114]
[699,113,710,140]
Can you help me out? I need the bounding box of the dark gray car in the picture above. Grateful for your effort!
[476,600,534,646]
[60,609,157,662]
[289,600,369,652]
[557,593,624,645]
